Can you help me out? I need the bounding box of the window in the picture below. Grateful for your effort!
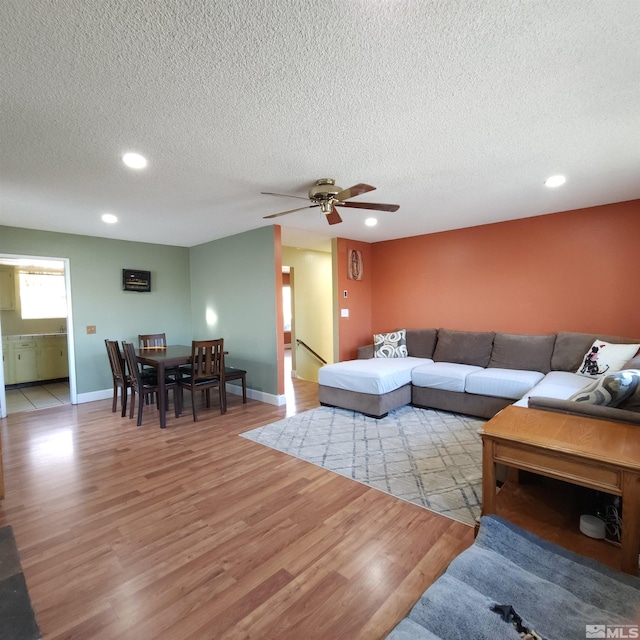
[19,268,67,319]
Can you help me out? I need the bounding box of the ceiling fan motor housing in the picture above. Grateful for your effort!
[309,178,342,202]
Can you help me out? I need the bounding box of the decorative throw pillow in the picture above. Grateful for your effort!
[569,369,640,406]
[373,329,408,358]
[575,340,640,378]
[619,371,640,412]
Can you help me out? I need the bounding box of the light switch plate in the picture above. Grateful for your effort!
[86,325,96,334]
[340,309,349,318]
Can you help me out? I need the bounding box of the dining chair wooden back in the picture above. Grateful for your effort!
[138,333,167,348]
[105,339,129,417]
[180,339,226,421]
[122,341,180,426]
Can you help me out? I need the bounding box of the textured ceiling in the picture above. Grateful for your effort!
[1,1,639,249]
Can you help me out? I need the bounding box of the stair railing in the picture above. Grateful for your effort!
[296,339,327,365]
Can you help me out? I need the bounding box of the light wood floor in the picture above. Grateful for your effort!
[0,378,474,639]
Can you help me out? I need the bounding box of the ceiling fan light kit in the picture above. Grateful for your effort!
[262,178,399,225]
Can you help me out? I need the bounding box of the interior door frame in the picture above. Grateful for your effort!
[0,253,77,418]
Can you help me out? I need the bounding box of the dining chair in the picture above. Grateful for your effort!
[138,333,167,348]
[180,339,226,421]
[138,332,179,400]
[105,339,129,417]
[225,366,247,404]
[122,341,181,426]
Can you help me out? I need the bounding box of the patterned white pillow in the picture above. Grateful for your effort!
[569,369,640,406]
[575,340,640,378]
[374,329,408,358]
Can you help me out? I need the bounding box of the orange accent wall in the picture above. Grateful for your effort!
[336,238,373,361]
[369,200,640,338]
[274,225,284,395]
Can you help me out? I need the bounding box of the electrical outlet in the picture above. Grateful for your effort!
[86,325,96,334]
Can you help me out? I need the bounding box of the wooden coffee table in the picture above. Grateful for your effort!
[480,405,640,575]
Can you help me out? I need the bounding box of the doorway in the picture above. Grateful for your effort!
[282,265,295,382]
[280,247,333,383]
[0,254,77,418]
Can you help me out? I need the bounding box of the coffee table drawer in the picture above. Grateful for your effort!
[493,441,622,494]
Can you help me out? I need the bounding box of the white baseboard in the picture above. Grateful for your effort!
[227,383,286,406]
[78,385,287,407]
[77,389,113,404]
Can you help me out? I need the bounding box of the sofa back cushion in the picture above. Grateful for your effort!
[551,332,640,372]
[406,329,438,359]
[358,344,374,359]
[433,329,495,367]
[488,333,556,373]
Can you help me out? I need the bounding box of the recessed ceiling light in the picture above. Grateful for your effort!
[102,213,118,224]
[122,152,147,169]
[544,175,566,188]
[365,217,378,227]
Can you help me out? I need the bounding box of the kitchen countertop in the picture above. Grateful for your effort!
[2,333,67,340]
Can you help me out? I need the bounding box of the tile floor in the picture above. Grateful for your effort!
[4,382,70,413]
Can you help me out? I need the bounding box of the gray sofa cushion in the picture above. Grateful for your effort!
[412,362,481,392]
[528,396,640,425]
[433,329,495,367]
[465,368,544,400]
[623,353,640,370]
[488,332,556,373]
[551,331,640,372]
[406,329,438,359]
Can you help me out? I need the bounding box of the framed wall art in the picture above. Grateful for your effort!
[123,269,151,292]
[347,249,363,281]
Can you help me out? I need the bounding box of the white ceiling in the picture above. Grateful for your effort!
[1,1,639,250]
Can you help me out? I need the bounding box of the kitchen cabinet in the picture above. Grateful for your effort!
[12,340,38,384]
[2,335,69,384]
[2,341,11,383]
[38,337,68,381]
[0,266,15,311]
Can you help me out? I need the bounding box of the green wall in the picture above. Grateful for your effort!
[190,226,279,396]
[0,226,191,395]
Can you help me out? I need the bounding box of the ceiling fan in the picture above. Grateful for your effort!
[261,179,399,225]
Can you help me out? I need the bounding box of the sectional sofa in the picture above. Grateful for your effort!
[318,329,640,423]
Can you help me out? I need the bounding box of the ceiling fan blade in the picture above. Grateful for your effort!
[263,205,319,219]
[261,191,309,201]
[325,206,342,225]
[335,183,376,201]
[336,201,400,212]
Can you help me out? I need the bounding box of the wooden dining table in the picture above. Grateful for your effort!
[135,345,193,428]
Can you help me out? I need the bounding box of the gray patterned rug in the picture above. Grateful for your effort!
[240,405,486,526]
